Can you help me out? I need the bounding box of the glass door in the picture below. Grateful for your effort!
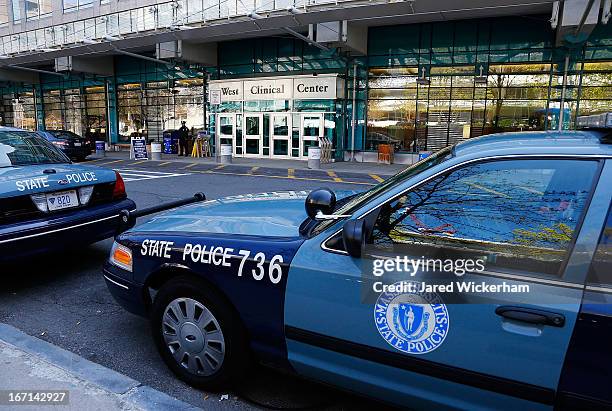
[300,113,323,159]
[244,113,263,157]
[217,114,235,146]
[271,114,291,158]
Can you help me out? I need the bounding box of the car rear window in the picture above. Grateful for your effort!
[49,130,80,140]
[0,130,69,167]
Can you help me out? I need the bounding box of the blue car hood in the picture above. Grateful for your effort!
[0,163,116,199]
[133,190,359,238]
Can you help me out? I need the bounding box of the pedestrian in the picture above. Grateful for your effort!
[178,121,189,156]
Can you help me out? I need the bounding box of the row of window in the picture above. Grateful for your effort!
[366,62,612,153]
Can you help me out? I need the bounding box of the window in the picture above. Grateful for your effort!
[587,204,612,287]
[63,0,92,13]
[26,0,52,20]
[370,159,599,276]
[11,0,20,22]
[0,131,68,167]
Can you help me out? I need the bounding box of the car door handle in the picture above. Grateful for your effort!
[495,306,565,327]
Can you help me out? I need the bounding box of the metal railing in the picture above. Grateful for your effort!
[0,0,357,57]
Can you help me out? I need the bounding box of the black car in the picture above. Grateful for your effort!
[38,130,93,161]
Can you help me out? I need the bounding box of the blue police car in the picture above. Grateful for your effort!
[104,116,611,410]
[0,126,135,261]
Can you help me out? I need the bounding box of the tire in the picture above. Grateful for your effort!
[151,276,249,391]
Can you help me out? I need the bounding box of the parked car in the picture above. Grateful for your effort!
[104,122,611,409]
[0,127,135,262]
[38,130,93,162]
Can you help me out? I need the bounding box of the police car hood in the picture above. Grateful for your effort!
[0,163,116,199]
[134,190,358,238]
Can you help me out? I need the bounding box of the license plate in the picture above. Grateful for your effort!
[46,190,79,211]
[73,142,82,147]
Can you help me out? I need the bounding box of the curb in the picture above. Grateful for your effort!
[0,323,200,411]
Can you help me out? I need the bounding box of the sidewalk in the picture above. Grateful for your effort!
[97,150,407,176]
[0,323,199,411]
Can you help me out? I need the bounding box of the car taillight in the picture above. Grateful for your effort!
[112,171,126,200]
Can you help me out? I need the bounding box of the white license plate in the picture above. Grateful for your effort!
[73,142,82,147]
[46,190,79,211]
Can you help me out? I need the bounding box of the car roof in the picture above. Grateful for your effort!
[454,130,612,158]
[0,126,33,132]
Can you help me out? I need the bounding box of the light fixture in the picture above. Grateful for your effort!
[81,38,99,45]
[248,11,264,19]
[104,35,121,41]
[286,6,301,13]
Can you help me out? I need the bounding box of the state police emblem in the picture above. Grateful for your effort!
[374,280,449,354]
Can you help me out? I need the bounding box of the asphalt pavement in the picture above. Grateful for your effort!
[0,162,395,410]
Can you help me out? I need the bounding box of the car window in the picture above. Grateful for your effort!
[0,130,69,167]
[587,204,612,287]
[50,130,80,140]
[311,146,454,236]
[369,159,599,277]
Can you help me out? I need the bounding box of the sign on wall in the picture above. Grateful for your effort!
[210,89,222,105]
[210,75,341,103]
[243,78,293,101]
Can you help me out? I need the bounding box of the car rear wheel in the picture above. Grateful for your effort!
[151,276,248,391]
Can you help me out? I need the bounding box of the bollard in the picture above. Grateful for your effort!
[95,141,106,157]
[308,146,321,169]
[150,142,162,160]
[219,144,233,164]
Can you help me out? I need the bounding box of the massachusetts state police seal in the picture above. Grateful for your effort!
[374,280,449,354]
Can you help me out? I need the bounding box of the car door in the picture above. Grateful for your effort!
[285,156,606,410]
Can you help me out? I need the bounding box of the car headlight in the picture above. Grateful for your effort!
[110,241,133,272]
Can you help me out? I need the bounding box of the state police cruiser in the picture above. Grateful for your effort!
[0,126,135,262]
[104,113,612,410]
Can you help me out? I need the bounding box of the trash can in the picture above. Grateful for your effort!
[308,146,321,169]
[150,143,162,160]
[163,133,173,154]
[95,141,105,157]
[219,144,232,164]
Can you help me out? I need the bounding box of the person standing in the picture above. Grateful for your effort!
[178,121,189,156]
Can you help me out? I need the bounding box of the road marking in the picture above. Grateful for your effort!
[465,182,510,198]
[518,186,544,195]
[96,159,124,166]
[214,165,226,170]
[288,168,295,178]
[115,169,191,182]
[183,163,198,169]
[249,166,260,174]
[369,174,384,183]
[157,161,172,166]
[327,170,343,182]
[193,170,375,186]
[132,160,148,165]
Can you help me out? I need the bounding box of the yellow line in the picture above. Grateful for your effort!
[327,170,343,183]
[249,166,260,174]
[192,170,374,186]
[97,159,124,166]
[158,161,172,166]
[183,163,198,169]
[369,174,385,183]
[214,165,225,170]
[132,160,148,165]
[465,182,510,198]
[287,168,295,178]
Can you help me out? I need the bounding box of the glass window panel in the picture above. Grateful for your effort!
[371,159,598,277]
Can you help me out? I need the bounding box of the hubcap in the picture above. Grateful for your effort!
[162,298,225,376]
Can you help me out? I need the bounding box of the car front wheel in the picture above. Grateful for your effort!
[151,276,248,391]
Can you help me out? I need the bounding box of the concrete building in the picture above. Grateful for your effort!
[0,0,609,162]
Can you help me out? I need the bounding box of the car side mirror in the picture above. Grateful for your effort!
[305,188,336,220]
[342,219,365,258]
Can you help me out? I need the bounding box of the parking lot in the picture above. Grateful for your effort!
[0,159,394,410]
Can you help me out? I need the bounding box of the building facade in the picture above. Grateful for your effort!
[0,0,609,162]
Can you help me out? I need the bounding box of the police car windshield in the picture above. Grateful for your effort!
[311,146,454,236]
[0,130,70,167]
